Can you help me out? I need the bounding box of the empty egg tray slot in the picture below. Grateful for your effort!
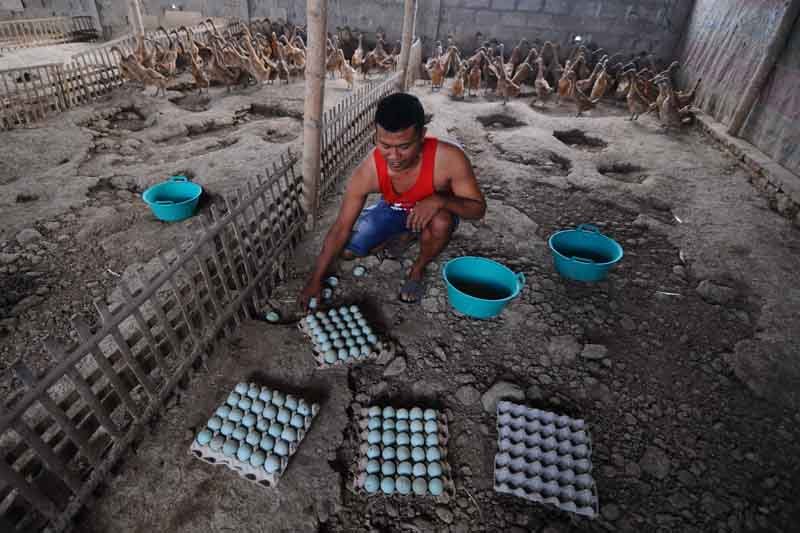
[190,382,320,488]
[299,305,396,368]
[493,401,599,518]
[351,404,455,500]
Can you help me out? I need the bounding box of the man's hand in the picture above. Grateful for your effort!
[407,194,445,232]
[297,277,323,311]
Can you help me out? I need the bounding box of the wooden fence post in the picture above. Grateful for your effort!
[396,0,417,92]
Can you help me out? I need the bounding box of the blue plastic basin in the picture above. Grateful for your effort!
[548,224,623,282]
[442,256,525,319]
[142,175,202,222]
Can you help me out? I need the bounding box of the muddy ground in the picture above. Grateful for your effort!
[2,75,800,533]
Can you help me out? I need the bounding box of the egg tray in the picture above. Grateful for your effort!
[493,401,599,519]
[190,383,320,489]
[350,404,455,501]
[298,306,397,369]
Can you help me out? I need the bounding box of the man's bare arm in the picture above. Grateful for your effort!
[437,144,486,220]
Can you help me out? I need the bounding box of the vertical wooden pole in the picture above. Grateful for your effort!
[127,0,146,37]
[396,0,417,92]
[727,0,800,137]
[301,0,328,230]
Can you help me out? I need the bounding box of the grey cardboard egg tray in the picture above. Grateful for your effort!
[190,383,320,488]
[350,404,456,501]
[493,401,599,519]
[298,306,397,369]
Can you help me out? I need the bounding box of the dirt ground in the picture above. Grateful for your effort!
[2,74,800,532]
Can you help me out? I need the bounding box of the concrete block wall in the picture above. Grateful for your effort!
[0,0,96,20]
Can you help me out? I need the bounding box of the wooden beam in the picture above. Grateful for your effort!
[396,0,417,92]
[127,0,145,38]
[301,0,328,229]
[727,0,800,137]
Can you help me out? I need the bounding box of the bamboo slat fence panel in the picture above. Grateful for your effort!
[0,149,303,533]
[0,16,96,52]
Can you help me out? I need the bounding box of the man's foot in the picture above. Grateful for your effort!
[399,278,425,303]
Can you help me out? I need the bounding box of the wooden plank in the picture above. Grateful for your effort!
[117,281,170,378]
[93,300,159,399]
[157,251,203,351]
[209,205,250,320]
[12,420,82,493]
[136,274,182,359]
[223,196,256,289]
[72,318,141,418]
[0,459,59,521]
[12,361,100,465]
[198,214,238,328]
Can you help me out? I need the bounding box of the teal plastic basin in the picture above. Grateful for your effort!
[142,175,202,222]
[442,256,525,319]
[548,224,623,282]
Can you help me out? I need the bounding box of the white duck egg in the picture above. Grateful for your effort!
[228,408,244,423]
[572,444,589,458]
[395,476,412,495]
[263,404,278,420]
[234,382,248,395]
[215,405,231,419]
[297,400,310,416]
[395,420,409,432]
[366,445,381,459]
[196,429,213,445]
[338,348,349,360]
[380,476,395,494]
[360,344,371,356]
[281,427,297,442]
[367,430,382,444]
[429,478,444,496]
[427,461,443,477]
[345,338,356,348]
[367,417,382,430]
[222,438,238,457]
[220,421,235,436]
[410,433,425,447]
[382,406,396,419]
[365,459,380,474]
[424,420,438,434]
[327,309,338,317]
[353,265,367,277]
[411,447,426,462]
[340,329,351,339]
[237,397,252,411]
[349,346,360,357]
[209,435,225,451]
[325,275,339,287]
[355,336,366,346]
[242,413,257,428]
[314,311,325,319]
[329,331,340,340]
[382,418,396,430]
[322,288,333,300]
[249,449,266,467]
[425,433,439,447]
[232,425,247,441]
[412,460,427,476]
[274,439,289,457]
[259,435,275,452]
[245,430,261,446]
[348,305,359,313]
[208,416,223,431]
[320,341,333,352]
[575,473,593,488]
[226,392,241,407]
[409,420,424,433]
[333,339,345,349]
[364,474,380,493]
[558,440,573,455]
[397,461,413,475]
[247,384,259,399]
[271,391,285,407]
[381,447,396,461]
[283,395,298,411]
[396,432,410,446]
[394,445,410,462]
[258,387,272,402]
[236,443,252,462]
[423,408,436,421]
[357,317,367,327]
[267,423,284,438]
[395,408,409,420]
[308,297,318,309]
[576,489,593,506]
[315,332,329,343]
[305,315,317,326]
[381,461,396,476]
[362,326,374,336]
[276,408,291,424]
[264,454,281,473]
[250,400,264,415]
[367,406,382,417]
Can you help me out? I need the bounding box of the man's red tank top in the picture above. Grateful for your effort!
[374,137,438,210]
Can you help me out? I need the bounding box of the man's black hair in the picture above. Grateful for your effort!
[375,93,426,134]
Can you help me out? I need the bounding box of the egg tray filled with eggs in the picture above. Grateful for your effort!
[351,405,455,500]
[190,382,320,488]
[299,305,396,368]
[493,401,599,518]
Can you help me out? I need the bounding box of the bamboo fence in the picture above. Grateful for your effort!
[0,19,244,131]
[0,71,399,532]
[0,16,97,52]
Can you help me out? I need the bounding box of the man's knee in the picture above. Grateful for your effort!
[428,209,454,238]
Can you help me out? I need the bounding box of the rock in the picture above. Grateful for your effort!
[435,506,454,524]
[581,344,608,360]
[672,265,687,278]
[16,228,42,245]
[379,259,401,274]
[362,256,381,269]
[433,346,447,361]
[383,356,407,377]
[43,222,61,231]
[0,252,20,265]
[547,335,581,364]
[601,503,621,521]
[632,214,670,234]
[639,446,671,480]
[525,384,543,400]
[620,316,637,331]
[481,381,525,413]
[454,385,481,406]
[696,279,737,305]
[668,492,691,509]
[421,297,439,313]
[11,295,43,316]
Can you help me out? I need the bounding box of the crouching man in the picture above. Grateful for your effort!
[298,92,486,308]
